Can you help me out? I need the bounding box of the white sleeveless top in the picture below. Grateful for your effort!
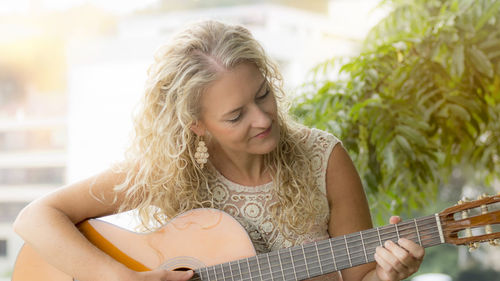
[206,128,341,254]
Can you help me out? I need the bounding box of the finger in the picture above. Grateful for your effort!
[375,246,400,273]
[398,238,425,260]
[385,240,415,268]
[374,248,400,281]
[377,243,409,275]
[389,216,401,224]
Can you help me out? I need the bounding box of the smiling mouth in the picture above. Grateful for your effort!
[255,125,272,138]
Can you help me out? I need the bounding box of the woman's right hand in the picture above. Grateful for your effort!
[131,269,194,281]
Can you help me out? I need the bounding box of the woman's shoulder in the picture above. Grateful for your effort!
[294,125,342,150]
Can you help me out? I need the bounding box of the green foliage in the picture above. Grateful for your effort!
[293,0,500,222]
[413,244,458,278]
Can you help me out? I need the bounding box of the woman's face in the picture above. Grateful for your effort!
[194,62,280,157]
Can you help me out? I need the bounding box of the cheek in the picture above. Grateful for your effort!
[210,123,249,145]
[265,96,278,116]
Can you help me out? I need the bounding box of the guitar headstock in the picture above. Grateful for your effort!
[439,194,500,251]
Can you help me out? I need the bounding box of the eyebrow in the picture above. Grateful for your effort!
[222,79,267,117]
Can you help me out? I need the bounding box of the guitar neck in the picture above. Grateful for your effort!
[193,214,445,281]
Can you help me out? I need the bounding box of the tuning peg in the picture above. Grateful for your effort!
[478,193,488,200]
[458,197,470,205]
[489,239,500,246]
[468,242,479,252]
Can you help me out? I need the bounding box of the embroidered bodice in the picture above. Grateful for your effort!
[206,128,341,254]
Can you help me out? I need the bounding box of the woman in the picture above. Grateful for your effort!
[14,20,424,281]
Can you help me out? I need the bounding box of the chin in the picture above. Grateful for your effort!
[261,142,278,155]
[256,133,280,154]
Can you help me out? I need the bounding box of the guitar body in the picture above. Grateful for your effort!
[12,208,257,281]
[11,194,500,281]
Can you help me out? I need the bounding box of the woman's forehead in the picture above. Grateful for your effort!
[200,63,265,114]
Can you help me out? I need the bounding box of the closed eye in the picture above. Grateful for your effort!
[227,112,242,123]
[257,89,270,100]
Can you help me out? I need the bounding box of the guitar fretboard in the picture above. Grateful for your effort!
[192,214,443,281]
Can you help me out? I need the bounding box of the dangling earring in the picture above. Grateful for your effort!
[195,137,209,169]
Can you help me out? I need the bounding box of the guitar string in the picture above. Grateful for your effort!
[333,217,438,246]
[191,223,442,280]
[338,219,439,250]
[314,219,439,253]
[192,221,442,278]
[193,210,500,280]
[191,219,440,280]
[191,233,443,281]
[189,233,444,281]
[211,218,440,274]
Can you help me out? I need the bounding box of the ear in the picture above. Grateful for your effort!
[190,121,206,137]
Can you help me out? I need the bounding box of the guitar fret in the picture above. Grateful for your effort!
[237,260,243,281]
[289,247,307,280]
[395,224,400,241]
[200,267,209,281]
[305,244,322,277]
[301,244,310,277]
[328,239,338,271]
[376,227,382,246]
[330,237,347,270]
[414,218,422,246]
[270,253,283,280]
[314,243,324,275]
[246,258,252,280]
[266,254,274,280]
[212,265,217,281]
[316,240,332,268]
[364,229,382,258]
[220,264,225,281]
[277,250,286,280]
[250,258,261,281]
[258,255,272,280]
[255,256,263,281]
[228,261,236,281]
[207,267,212,281]
[360,231,368,263]
[289,247,299,280]
[239,259,250,281]
[344,235,353,268]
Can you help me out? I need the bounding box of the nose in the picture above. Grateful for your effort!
[249,103,272,128]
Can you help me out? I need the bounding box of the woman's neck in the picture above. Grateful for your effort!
[208,143,272,186]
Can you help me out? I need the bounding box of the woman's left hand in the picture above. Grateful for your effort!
[373,216,425,281]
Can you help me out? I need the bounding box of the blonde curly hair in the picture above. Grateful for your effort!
[114,20,327,236]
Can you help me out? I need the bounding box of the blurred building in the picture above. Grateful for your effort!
[0,7,70,278]
[65,2,378,180]
[0,61,67,277]
[1,0,385,278]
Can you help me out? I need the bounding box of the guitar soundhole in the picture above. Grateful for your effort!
[174,267,192,271]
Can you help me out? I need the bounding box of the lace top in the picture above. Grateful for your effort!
[206,128,341,254]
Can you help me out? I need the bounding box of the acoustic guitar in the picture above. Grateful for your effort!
[12,194,500,280]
